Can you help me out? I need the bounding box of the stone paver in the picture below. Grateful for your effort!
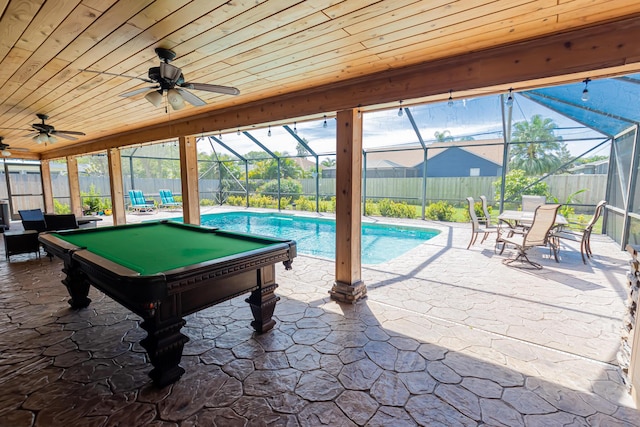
[0,208,638,426]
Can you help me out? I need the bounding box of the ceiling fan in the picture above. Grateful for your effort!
[0,136,13,156]
[0,114,85,144]
[80,48,240,110]
[0,136,30,156]
[26,114,86,144]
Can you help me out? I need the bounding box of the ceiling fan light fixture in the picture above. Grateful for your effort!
[145,90,163,107]
[48,134,58,144]
[167,89,185,110]
[33,133,47,144]
[1,149,11,157]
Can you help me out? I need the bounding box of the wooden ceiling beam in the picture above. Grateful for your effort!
[41,15,640,160]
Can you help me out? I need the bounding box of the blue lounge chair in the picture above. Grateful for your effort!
[19,208,47,232]
[128,190,156,213]
[159,189,182,209]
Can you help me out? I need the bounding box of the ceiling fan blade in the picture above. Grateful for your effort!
[182,82,240,96]
[53,130,86,136]
[24,132,39,138]
[120,86,160,97]
[160,62,182,84]
[51,132,79,141]
[80,69,154,83]
[176,88,206,107]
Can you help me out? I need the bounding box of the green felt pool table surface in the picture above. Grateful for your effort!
[48,221,288,275]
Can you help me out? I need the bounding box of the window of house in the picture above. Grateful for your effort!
[470,168,480,176]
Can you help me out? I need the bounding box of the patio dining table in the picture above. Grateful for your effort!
[498,209,568,228]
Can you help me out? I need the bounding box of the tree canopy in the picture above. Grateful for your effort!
[509,114,569,175]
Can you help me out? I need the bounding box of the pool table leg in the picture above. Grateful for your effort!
[246,265,280,333]
[140,317,190,387]
[62,262,92,309]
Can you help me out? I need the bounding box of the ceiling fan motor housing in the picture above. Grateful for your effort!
[148,67,185,89]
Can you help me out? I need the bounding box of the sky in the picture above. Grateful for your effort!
[196,90,612,162]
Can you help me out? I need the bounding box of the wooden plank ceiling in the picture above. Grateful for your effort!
[1,0,640,160]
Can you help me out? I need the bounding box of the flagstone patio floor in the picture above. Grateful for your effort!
[0,207,638,426]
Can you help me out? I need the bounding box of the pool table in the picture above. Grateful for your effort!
[39,220,296,387]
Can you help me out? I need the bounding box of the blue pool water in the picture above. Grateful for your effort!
[196,212,439,265]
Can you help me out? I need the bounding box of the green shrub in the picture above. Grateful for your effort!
[53,199,71,214]
[257,179,302,197]
[493,169,550,203]
[200,198,216,206]
[293,196,315,211]
[378,199,417,219]
[464,201,485,221]
[425,201,455,221]
[226,195,245,206]
[248,195,277,208]
[319,199,335,213]
[81,184,103,213]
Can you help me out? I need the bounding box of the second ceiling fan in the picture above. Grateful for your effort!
[82,48,241,110]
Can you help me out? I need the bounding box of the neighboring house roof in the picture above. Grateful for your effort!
[568,159,609,174]
[365,138,504,168]
[292,157,316,170]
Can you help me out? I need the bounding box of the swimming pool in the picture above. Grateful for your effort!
[195,212,439,264]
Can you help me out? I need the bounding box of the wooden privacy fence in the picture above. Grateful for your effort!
[5,173,606,211]
[301,175,608,207]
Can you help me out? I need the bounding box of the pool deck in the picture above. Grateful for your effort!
[1,206,639,426]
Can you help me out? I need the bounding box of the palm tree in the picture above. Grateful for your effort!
[509,115,566,175]
[434,130,454,142]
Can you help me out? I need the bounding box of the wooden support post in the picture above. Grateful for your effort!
[330,109,366,303]
[107,148,126,225]
[179,135,200,225]
[66,156,82,217]
[40,160,54,213]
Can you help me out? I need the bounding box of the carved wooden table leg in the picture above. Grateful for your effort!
[140,317,189,387]
[62,261,91,309]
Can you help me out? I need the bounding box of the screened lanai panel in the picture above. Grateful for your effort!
[297,119,336,156]
[363,109,420,150]
[608,128,636,210]
[412,96,505,143]
[522,93,630,137]
[523,75,640,136]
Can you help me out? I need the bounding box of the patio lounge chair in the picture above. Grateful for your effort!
[18,208,47,233]
[550,200,606,264]
[466,197,499,249]
[159,189,182,209]
[521,195,547,212]
[479,195,498,228]
[498,203,561,269]
[128,190,156,213]
[44,214,79,231]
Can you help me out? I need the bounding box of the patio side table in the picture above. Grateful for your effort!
[3,230,40,260]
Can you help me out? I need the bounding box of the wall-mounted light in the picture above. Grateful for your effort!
[506,88,514,107]
[323,115,327,128]
[294,122,297,134]
[237,129,241,136]
[447,90,454,107]
[581,78,591,102]
[397,100,403,117]
[268,125,271,137]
